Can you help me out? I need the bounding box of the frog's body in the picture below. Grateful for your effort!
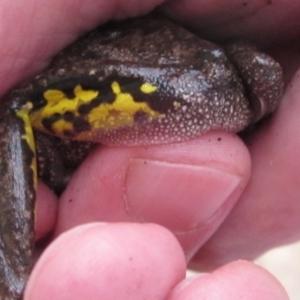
[0,16,283,298]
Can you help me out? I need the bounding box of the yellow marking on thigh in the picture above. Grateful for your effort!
[140,83,158,94]
[87,81,162,131]
[29,85,99,132]
[16,108,37,189]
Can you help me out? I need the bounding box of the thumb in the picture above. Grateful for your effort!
[54,131,251,260]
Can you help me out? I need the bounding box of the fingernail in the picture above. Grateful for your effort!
[125,159,242,233]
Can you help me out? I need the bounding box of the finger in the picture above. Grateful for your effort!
[35,182,57,241]
[167,261,289,300]
[190,66,300,270]
[55,132,251,260]
[0,0,164,95]
[25,223,185,300]
[162,0,300,46]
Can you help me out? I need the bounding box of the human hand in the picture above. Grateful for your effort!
[0,0,298,299]
[25,223,288,299]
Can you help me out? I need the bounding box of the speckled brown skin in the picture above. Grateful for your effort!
[7,15,283,146]
[0,15,283,299]
[224,41,283,122]
[35,132,97,194]
[0,102,35,299]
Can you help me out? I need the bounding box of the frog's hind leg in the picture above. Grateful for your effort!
[35,131,97,195]
[0,104,36,299]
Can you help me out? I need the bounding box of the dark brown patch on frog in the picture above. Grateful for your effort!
[62,111,76,122]
[62,111,92,133]
[35,131,97,194]
[42,113,61,133]
[72,117,91,133]
[77,95,105,115]
[42,111,92,137]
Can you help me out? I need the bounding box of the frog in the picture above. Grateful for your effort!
[0,15,283,299]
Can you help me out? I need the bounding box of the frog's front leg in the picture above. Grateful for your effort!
[0,102,36,299]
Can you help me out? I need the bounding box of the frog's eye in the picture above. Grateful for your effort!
[225,42,283,123]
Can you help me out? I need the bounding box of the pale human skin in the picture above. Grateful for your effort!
[1,0,299,299]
